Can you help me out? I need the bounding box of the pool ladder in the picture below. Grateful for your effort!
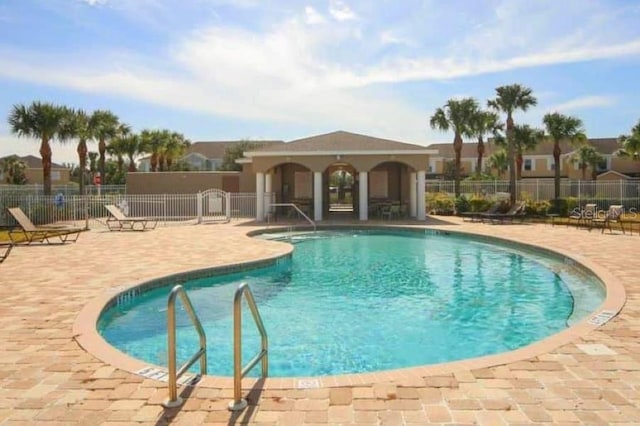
[163,283,269,411]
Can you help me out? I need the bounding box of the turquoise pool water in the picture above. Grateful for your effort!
[98,230,604,377]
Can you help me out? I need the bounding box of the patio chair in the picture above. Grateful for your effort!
[481,201,527,224]
[0,243,12,264]
[7,207,83,245]
[590,205,625,234]
[567,203,597,228]
[105,204,158,231]
[460,202,501,222]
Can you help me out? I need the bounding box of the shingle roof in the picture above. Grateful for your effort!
[254,131,429,153]
[188,140,284,159]
[0,155,67,169]
[427,137,620,157]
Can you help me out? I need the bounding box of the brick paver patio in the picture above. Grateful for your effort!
[0,218,638,425]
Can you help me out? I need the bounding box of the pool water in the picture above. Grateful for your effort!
[98,230,604,377]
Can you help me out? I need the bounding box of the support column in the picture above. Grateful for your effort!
[256,172,265,221]
[264,172,273,215]
[417,171,426,221]
[409,172,417,218]
[359,171,368,221]
[313,171,322,221]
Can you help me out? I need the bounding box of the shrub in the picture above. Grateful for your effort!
[426,192,455,215]
[469,194,493,212]
[455,195,470,214]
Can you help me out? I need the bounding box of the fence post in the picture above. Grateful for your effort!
[536,179,539,202]
[197,192,203,224]
[226,192,231,221]
[620,180,624,206]
[577,180,581,206]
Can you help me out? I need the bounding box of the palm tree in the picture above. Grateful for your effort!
[163,132,190,170]
[496,125,545,179]
[430,97,479,197]
[7,101,68,195]
[488,84,537,204]
[91,110,119,185]
[487,149,509,178]
[470,110,502,177]
[107,124,132,175]
[0,155,27,184]
[618,119,640,161]
[88,151,99,181]
[571,144,603,180]
[140,129,168,172]
[61,108,96,194]
[542,112,586,200]
[122,134,141,172]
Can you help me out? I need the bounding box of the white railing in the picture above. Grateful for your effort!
[1,192,258,227]
[426,179,640,210]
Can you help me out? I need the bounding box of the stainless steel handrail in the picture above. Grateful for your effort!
[228,282,268,411]
[163,285,207,408]
[269,203,316,231]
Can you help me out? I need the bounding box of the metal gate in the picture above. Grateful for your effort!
[198,189,230,223]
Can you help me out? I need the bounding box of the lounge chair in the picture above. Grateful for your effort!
[105,204,158,231]
[567,203,597,228]
[590,205,625,234]
[0,243,12,264]
[460,202,501,222]
[481,201,526,224]
[7,207,83,244]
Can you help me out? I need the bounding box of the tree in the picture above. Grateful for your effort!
[122,134,141,172]
[88,151,99,179]
[62,108,95,194]
[542,112,586,200]
[571,144,603,180]
[495,125,544,179]
[430,98,478,197]
[0,155,27,184]
[618,119,640,161]
[107,124,132,175]
[7,101,68,195]
[140,129,168,172]
[220,141,257,171]
[488,84,537,204]
[487,150,508,178]
[164,132,191,170]
[470,110,501,177]
[91,110,119,184]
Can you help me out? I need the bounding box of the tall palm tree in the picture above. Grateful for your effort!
[61,108,96,194]
[107,124,132,175]
[618,119,640,161]
[487,149,509,178]
[571,144,603,180]
[470,110,502,177]
[140,129,168,172]
[430,97,479,197]
[507,125,544,179]
[542,112,586,200]
[487,84,537,204]
[0,155,27,184]
[121,133,141,172]
[163,132,190,170]
[7,101,67,195]
[88,151,99,180]
[91,110,119,185]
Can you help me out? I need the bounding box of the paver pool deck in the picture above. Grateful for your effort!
[0,217,639,425]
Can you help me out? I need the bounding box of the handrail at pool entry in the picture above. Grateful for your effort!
[269,203,316,231]
[228,282,269,411]
[163,285,207,408]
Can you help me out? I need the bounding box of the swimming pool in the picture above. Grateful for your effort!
[98,229,605,377]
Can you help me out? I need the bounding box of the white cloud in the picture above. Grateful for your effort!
[329,0,357,21]
[304,6,325,25]
[79,0,108,6]
[546,95,616,113]
[379,30,413,46]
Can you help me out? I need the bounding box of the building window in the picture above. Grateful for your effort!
[524,159,533,171]
[596,158,609,172]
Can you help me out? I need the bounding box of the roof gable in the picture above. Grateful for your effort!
[256,130,428,153]
[189,140,285,159]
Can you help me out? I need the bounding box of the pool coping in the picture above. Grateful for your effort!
[72,223,626,390]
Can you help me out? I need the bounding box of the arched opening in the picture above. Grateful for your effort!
[325,163,357,219]
[270,162,313,218]
[367,161,414,219]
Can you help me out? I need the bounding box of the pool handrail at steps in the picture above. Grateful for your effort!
[268,203,316,231]
[228,282,269,411]
[163,285,207,408]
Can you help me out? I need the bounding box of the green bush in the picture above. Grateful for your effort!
[469,195,494,212]
[455,196,470,214]
[525,199,551,216]
[548,197,579,216]
[426,192,455,215]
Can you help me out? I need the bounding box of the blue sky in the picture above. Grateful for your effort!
[1,0,639,164]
